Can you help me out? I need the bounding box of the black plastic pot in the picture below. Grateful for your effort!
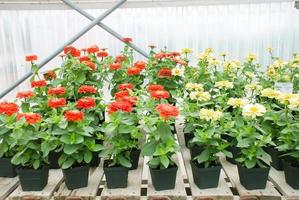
[171,123,177,135]
[264,146,284,171]
[184,132,194,148]
[103,160,129,189]
[49,151,61,169]
[190,161,221,189]
[226,146,240,165]
[283,159,299,189]
[90,152,101,167]
[0,157,17,177]
[62,165,90,190]
[150,164,178,191]
[190,145,204,159]
[130,148,141,170]
[237,164,270,190]
[17,166,49,191]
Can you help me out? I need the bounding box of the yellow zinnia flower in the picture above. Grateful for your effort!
[189,91,211,101]
[185,83,204,92]
[245,83,262,92]
[181,48,193,54]
[245,53,257,62]
[242,103,266,119]
[223,60,241,72]
[199,108,223,121]
[288,97,299,109]
[228,98,248,108]
[215,81,234,89]
[261,88,280,99]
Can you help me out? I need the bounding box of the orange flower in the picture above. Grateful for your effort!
[114,90,129,99]
[175,59,188,66]
[127,67,141,76]
[64,110,84,122]
[48,87,66,96]
[77,97,95,109]
[168,52,181,57]
[156,104,179,119]
[154,53,167,59]
[109,62,122,71]
[115,55,126,63]
[82,61,96,71]
[16,91,34,99]
[107,101,133,114]
[134,61,147,70]
[17,113,42,124]
[64,45,81,57]
[151,90,170,100]
[117,83,134,91]
[119,96,138,106]
[97,51,109,57]
[122,37,133,43]
[48,98,66,108]
[147,84,164,92]
[25,55,38,62]
[31,80,47,88]
[43,70,57,80]
[79,56,91,62]
[78,85,97,94]
[86,45,100,54]
[0,102,19,116]
[157,68,172,78]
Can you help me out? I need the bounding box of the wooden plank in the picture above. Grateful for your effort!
[54,167,103,200]
[269,167,299,200]
[101,157,143,200]
[181,146,234,200]
[8,169,63,200]
[220,157,282,200]
[0,177,19,200]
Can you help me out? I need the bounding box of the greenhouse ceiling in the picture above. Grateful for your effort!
[0,0,295,9]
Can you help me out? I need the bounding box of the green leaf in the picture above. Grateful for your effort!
[84,150,92,163]
[21,103,30,113]
[76,73,86,84]
[64,144,80,154]
[62,157,75,169]
[33,159,40,170]
[118,155,132,168]
[142,141,157,156]
[195,149,210,164]
[160,155,170,168]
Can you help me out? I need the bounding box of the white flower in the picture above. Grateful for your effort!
[172,67,185,77]
[242,103,266,119]
[228,98,249,108]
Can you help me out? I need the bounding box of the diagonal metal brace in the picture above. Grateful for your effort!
[62,0,149,59]
[0,0,126,99]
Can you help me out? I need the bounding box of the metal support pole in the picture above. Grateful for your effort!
[62,0,150,59]
[0,0,126,99]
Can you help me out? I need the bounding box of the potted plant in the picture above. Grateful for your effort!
[0,102,19,177]
[58,110,103,190]
[190,108,231,189]
[234,103,273,190]
[277,95,299,189]
[142,103,180,191]
[10,112,49,191]
[101,100,141,188]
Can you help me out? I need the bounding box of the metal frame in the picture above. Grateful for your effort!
[0,0,149,99]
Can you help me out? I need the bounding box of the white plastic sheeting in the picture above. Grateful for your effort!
[0,2,298,99]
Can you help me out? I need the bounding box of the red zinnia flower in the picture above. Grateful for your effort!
[127,67,141,76]
[147,84,164,92]
[154,52,167,59]
[79,56,91,62]
[97,51,109,57]
[156,104,179,119]
[117,83,134,91]
[122,37,133,43]
[77,97,95,109]
[25,55,38,62]
[82,61,96,71]
[151,90,170,100]
[114,90,129,99]
[119,96,138,106]
[175,59,188,66]
[16,91,34,99]
[64,45,81,57]
[48,87,66,96]
[168,52,181,57]
[115,55,126,63]
[157,68,172,78]
[107,101,133,114]
[0,102,19,116]
[64,110,84,122]
[31,80,47,88]
[43,70,57,81]
[109,63,122,71]
[48,98,66,108]
[86,45,100,54]
[17,113,42,124]
[134,61,147,70]
[78,85,97,94]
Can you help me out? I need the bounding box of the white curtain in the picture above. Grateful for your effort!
[0,2,298,100]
